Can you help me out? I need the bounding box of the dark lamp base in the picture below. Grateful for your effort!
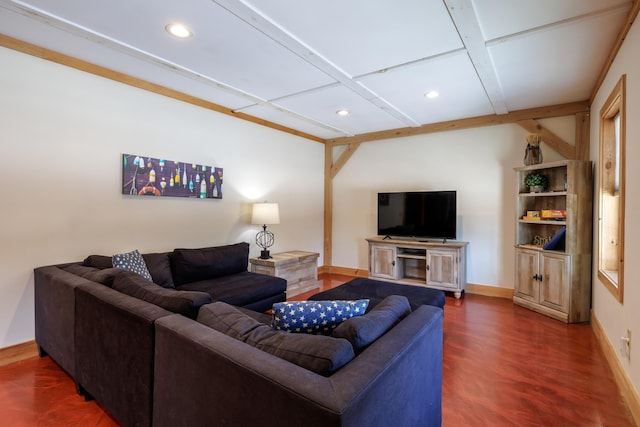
[259,249,272,259]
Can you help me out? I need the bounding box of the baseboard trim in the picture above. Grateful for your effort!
[0,340,39,367]
[591,311,640,425]
[466,283,514,299]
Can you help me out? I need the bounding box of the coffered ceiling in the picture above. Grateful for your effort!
[0,0,634,141]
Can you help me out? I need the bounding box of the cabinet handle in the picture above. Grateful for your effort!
[533,274,543,282]
[392,260,395,266]
[426,265,430,271]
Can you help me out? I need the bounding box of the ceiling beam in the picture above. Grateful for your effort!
[444,0,508,114]
[326,101,590,146]
[0,34,327,143]
[330,143,361,179]
[574,111,590,161]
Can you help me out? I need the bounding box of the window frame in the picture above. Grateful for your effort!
[597,74,626,303]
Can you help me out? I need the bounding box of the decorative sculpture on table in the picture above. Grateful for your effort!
[523,134,543,165]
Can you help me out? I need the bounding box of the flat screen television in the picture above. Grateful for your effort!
[377,191,457,241]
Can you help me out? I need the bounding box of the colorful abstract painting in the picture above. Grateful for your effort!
[122,154,223,199]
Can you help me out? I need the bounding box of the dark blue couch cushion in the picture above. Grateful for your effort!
[61,264,121,287]
[82,252,175,288]
[176,271,286,308]
[170,243,249,285]
[113,270,212,319]
[333,295,411,352]
[197,302,354,376]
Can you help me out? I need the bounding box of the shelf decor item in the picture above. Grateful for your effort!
[523,134,543,165]
[524,172,547,193]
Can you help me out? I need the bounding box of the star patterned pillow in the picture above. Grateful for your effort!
[112,249,152,281]
[272,300,369,335]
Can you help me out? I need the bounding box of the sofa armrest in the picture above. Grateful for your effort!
[75,283,172,427]
[153,305,443,427]
[34,265,99,378]
[330,304,443,426]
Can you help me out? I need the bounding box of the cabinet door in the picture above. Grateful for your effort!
[515,249,539,302]
[539,252,571,313]
[370,245,396,279]
[426,249,458,289]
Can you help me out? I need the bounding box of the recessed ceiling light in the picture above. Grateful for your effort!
[425,90,439,99]
[165,23,192,39]
[336,109,350,116]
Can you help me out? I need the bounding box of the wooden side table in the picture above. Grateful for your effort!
[249,251,320,297]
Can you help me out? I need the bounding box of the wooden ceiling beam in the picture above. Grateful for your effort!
[0,34,326,144]
[575,111,591,161]
[325,101,590,146]
[330,143,361,179]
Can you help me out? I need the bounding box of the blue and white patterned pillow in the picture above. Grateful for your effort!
[112,249,152,281]
[272,300,369,335]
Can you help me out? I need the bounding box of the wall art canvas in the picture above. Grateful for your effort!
[122,154,223,199]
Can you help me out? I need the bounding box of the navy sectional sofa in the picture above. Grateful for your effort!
[34,242,443,427]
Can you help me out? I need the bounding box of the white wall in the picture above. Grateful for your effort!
[331,120,568,288]
[0,47,325,348]
[590,15,640,400]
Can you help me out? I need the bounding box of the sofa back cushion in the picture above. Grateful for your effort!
[170,242,249,286]
[141,252,174,288]
[82,255,113,269]
[83,252,175,288]
[198,302,354,376]
[112,270,212,319]
[60,264,121,287]
[333,295,411,352]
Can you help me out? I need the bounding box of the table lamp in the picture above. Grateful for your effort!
[251,202,280,259]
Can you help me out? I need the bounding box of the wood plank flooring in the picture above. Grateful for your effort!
[0,273,635,426]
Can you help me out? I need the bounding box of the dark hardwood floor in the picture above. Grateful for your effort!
[0,273,635,426]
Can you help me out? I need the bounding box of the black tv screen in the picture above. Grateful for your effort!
[377,191,457,240]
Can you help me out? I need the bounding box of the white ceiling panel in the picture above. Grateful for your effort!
[273,85,408,136]
[6,0,337,100]
[0,4,259,110]
[473,0,632,41]
[0,0,635,140]
[242,0,464,77]
[489,8,631,110]
[238,104,348,140]
[358,51,495,124]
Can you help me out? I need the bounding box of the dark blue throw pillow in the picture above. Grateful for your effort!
[112,249,152,281]
[272,300,369,335]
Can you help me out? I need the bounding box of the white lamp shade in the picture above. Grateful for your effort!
[251,203,280,225]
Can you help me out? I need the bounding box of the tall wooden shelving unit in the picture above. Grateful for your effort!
[513,160,593,323]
